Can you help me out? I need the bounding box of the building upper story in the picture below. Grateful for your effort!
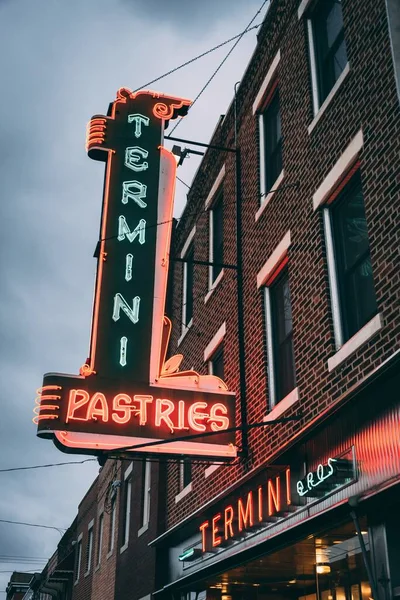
[165,0,400,530]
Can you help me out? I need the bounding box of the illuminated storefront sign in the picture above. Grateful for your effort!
[296,453,355,498]
[34,88,236,458]
[199,468,291,552]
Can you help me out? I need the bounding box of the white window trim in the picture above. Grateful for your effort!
[323,209,344,349]
[313,129,364,211]
[255,169,285,222]
[327,314,383,372]
[297,0,313,20]
[204,269,224,304]
[257,231,291,289]
[204,322,226,362]
[138,594,151,600]
[263,387,299,422]
[179,225,196,343]
[258,231,293,409]
[84,519,94,576]
[106,496,116,559]
[139,460,151,533]
[252,49,281,114]
[75,532,83,584]
[204,166,225,210]
[308,63,350,132]
[120,463,133,554]
[175,481,192,503]
[96,512,104,568]
[204,463,222,478]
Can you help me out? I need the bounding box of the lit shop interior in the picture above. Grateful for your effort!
[198,520,372,600]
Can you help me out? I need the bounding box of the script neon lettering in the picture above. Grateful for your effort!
[238,491,254,531]
[121,180,147,208]
[268,476,281,516]
[209,403,229,431]
[187,402,208,432]
[127,113,150,138]
[67,389,90,422]
[112,294,140,324]
[112,394,135,424]
[87,392,109,422]
[155,398,175,432]
[125,254,133,282]
[212,514,222,547]
[297,458,338,496]
[118,216,146,244]
[119,336,128,366]
[125,146,148,172]
[224,506,234,540]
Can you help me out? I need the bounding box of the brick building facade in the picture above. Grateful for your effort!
[152,0,400,596]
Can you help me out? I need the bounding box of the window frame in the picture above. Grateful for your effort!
[139,460,151,535]
[264,263,297,408]
[179,226,196,344]
[74,534,83,584]
[305,0,349,116]
[209,187,224,288]
[96,512,104,568]
[120,463,132,553]
[260,82,283,198]
[84,520,94,575]
[107,495,116,556]
[208,344,224,380]
[323,170,378,347]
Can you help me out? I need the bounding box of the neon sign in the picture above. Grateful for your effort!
[199,468,291,552]
[34,88,237,459]
[296,454,355,498]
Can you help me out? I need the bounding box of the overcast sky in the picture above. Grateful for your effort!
[0,0,267,593]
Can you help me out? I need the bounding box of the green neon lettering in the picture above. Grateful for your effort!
[125,254,133,282]
[118,217,146,244]
[127,114,150,138]
[125,146,148,172]
[112,294,140,324]
[122,180,147,208]
[120,336,128,366]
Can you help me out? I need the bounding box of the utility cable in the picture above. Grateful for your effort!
[0,519,67,533]
[169,0,270,135]
[0,459,96,474]
[132,24,261,93]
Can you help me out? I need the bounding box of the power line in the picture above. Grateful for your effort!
[0,459,96,473]
[169,0,270,135]
[0,520,67,533]
[132,24,261,94]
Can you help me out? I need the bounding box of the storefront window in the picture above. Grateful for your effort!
[203,520,372,600]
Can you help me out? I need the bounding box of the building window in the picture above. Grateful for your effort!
[140,460,151,529]
[209,345,224,380]
[183,244,194,328]
[210,189,224,285]
[121,465,132,549]
[262,86,282,194]
[180,460,192,491]
[75,537,82,582]
[309,0,348,108]
[96,513,104,567]
[325,173,377,343]
[85,523,93,574]
[265,267,296,406]
[108,496,116,554]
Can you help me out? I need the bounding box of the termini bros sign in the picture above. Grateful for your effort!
[34,88,236,459]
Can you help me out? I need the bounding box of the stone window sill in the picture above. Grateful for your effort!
[255,170,285,222]
[327,313,383,372]
[119,541,128,555]
[178,318,193,346]
[204,270,224,304]
[175,482,192,503]
[263,387,299,422]
[138,522,149,537]
[308,63,350,135]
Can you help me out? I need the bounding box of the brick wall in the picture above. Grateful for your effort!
[166,0,400,529]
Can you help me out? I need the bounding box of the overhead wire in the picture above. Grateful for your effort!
[168,0,270,135]
[0,459,96,473]
[0,519,67,533]
[132,24,262,93]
